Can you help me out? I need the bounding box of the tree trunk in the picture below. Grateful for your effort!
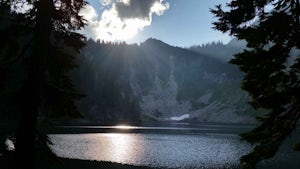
[13,0,52,169]
[14,99,38,169]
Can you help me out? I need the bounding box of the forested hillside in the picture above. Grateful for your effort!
[73,38,257,124]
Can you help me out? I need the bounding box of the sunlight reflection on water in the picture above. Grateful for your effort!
[49,124,300,169]
[94,133,141,163]
[50,133,250,168]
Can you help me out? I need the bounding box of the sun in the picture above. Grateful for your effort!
[95,10,148,42]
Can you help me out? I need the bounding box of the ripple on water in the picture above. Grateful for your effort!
[50,133,252,168]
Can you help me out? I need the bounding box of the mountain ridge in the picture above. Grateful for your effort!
[73,38,257,125]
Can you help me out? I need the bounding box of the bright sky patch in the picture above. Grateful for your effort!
[80,0,169,42]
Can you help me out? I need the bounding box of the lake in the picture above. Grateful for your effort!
[49,123,300,169]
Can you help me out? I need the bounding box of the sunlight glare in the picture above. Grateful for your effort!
[115,125,136,130]
[104,133,140,163]
[95,10,148,42]
[79,1,169,43]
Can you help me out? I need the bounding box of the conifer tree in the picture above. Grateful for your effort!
[0,1,26,134]
[212,0,300,168]
[0,0,87,168]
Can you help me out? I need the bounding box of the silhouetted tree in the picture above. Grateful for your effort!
[0,0,87,168]
[212,0,300,168]
[0,1,26,156]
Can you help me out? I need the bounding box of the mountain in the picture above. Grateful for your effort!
[226,38,247,49]
[73,38,257,125]
[189,40,244,62]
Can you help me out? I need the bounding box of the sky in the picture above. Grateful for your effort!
[80,0,232,47]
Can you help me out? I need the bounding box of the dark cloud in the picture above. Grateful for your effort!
[115,0,159,20]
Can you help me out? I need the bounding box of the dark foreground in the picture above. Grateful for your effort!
[0,152,162,169]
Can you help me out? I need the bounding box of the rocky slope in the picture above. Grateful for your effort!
[73,38,257,124]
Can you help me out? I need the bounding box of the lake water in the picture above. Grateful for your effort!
[49,123,300,169]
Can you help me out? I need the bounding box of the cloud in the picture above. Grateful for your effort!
[80,5,98,22]
[99,0,116,6]
[81,0,169,42]
[79,5,100,38]
[115,0,163,20]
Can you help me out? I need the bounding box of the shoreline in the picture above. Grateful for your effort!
[0,152,165,169]
[56,158,165,169]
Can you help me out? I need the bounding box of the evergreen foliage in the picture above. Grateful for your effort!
[212,0,300,168]
[0,0,87,168]
[0,3,21,116]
